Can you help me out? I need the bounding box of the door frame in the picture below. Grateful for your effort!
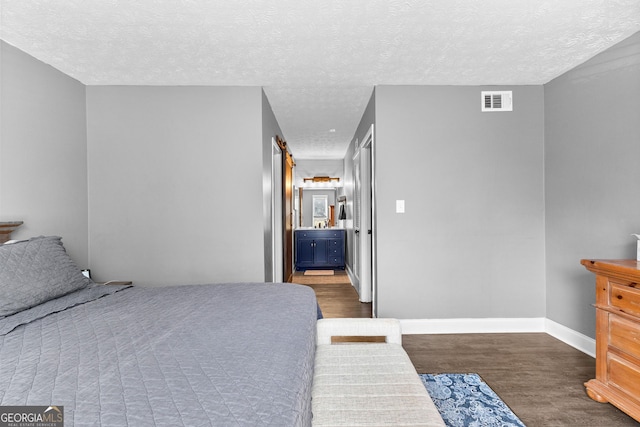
[364,124,378,318]
[270,138,283,282]
[352,124,377,315]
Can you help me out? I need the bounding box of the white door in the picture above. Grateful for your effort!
[359,132,373,304]
[362,125,376,316]
[352,125,375,311]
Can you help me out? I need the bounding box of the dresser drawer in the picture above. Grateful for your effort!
[610,281,640,317]
[295,229,344,239]
[325,230,344,238]
[610,314,640,361]
[328,240,343,255]
[608,353,640,400]
[328,256,343,265]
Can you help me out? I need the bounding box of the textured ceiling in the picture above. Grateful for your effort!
[1,0,639,158]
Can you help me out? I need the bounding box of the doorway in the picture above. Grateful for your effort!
[269,136,295,283]
[269,126,376,316]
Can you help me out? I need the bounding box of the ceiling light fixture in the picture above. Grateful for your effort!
[303,176,340,183]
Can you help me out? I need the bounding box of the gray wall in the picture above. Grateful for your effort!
[544,31,640,337]
[374,85,546,319]
[0,41,89,265]
[86,86,266,285]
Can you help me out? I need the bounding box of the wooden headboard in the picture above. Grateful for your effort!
[0,221,24,243]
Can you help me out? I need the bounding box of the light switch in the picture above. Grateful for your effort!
[396,200,405,213]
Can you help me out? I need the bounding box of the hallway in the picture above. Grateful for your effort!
[291,271,371,318]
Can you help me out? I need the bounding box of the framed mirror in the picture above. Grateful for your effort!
[298,189,337,228]
[312,195,328,227]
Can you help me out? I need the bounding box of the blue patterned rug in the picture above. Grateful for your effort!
[420,373,526,427]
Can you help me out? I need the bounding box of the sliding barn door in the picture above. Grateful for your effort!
[276,136,295,282]
[283,149,294,282]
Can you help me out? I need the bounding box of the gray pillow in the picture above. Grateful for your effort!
[0,236,91,317]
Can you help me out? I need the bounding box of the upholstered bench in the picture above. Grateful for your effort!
[312,318,446,426]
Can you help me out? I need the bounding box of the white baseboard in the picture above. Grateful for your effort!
[345,265,358,291]
[544,318,595,357]
[399,317,595,357]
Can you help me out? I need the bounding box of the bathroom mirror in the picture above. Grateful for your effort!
[299,188,337,228]
[313,195,328,227]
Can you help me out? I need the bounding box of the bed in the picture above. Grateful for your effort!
[0,236,318,426]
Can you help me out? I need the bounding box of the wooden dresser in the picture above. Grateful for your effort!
[581,259,640,422]
[0,221,23,243]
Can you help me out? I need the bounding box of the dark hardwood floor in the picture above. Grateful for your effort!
[295,271,639,426]
[291,270,371,318]
[404,333,638,426]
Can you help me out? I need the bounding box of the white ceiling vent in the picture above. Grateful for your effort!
[481,91,513,112]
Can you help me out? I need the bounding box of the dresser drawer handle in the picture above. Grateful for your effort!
[617,294,624,300]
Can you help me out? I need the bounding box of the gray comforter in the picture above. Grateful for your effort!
[0,282,317,426]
